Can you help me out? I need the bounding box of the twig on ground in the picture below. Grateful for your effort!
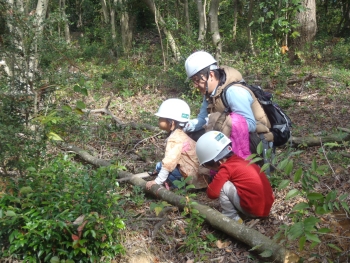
[84,97,124,124]
[152,216,169,239]
[130,131,164,152]
[320,138,339,181]
[287,73,314,86]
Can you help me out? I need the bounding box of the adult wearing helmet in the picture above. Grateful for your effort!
[146,98,209,190]
[184,51,270,154]
[196,131,274,223]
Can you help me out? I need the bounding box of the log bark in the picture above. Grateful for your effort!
[62,143,299,263]
[290,131,350,147]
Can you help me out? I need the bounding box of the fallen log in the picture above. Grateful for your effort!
[290,131,350,147]
[61,143,299,263]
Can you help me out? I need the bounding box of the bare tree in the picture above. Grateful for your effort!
[195,0,206,42]
[232,0,238,41]
[119,0,133,53]
[60,0,71,43]
[110,0,117,44]
[101,0,110,23]
[208,0,221,60]
[247,0,256,56]
[143,0,181,62]
[184,0,190,35]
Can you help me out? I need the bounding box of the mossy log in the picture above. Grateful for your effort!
[61,143,299,263]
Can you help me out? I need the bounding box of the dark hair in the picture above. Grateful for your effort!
[195,65,225,83]
[202,159,218,168]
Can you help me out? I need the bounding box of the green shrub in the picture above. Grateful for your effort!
[0,156,126,262]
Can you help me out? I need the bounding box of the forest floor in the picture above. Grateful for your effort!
[69,73,350,263]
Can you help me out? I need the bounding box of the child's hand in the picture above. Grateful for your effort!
[146,180,157,190]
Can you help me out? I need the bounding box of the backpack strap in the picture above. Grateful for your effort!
[220,81,247,113]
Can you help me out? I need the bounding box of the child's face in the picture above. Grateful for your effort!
[158,117,172,132]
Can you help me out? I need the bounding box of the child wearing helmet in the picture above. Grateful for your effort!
[196,131,274,223]
[146,99,209,190]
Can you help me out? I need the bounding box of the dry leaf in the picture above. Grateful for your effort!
[73,215,85,225]
[216,239,230,249]
[281,45,289,54]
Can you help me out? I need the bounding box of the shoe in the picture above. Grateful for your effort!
[147,170,159,176]
[232,215,243,224]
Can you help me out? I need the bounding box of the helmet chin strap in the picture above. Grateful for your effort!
[205,71,210,97]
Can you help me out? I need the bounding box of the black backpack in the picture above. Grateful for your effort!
[221,81,292,147]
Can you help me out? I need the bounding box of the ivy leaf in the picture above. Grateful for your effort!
[284,160,293,175]
[299,236,306,251]
[259,249,272,258]
[257,142,263,155]
[285,189,300,200]
[6,210,16,217]
[249,244,263,251]
[311,158,317,171]
[62,105,72,112]
[288,222,303,240]
[307,193,323,200]
[291,202,309,212]
[76,101,86,110]
[277,158,289,170]
[260,163,270,173]
[317,228,331,234]
[73,84,81,92]
[304,217,319,232]
[328,243,342,252]
[278,180,290,190]
[293,167,303,183]
[50,256,60,263]
[305,233,321,243]
[341,201,350,213]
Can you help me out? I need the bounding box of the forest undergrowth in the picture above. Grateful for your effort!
[57,66,350,263]
[1,57,350,263]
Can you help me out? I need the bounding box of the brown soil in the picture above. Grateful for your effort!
[81,77,350,263]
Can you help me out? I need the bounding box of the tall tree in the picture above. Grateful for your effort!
[117,0,133,53]
[208,0,221,60]
[143,0,181,62]
[2,0,49,117]
[195,0,206,42]
[246,0,256,56]
[292,0,317,50]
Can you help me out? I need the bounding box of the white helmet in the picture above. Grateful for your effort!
[185,51,218,78]
[196,131,232,165]
[155,98,190,123]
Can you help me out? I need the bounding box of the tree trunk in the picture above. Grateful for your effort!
[208,0,221,61]
[291,0,317,51]
[143,0,181,62]
[232,0,238,41]
[110,0,117,43]
[120,1,133,53]
[195,0,206,42]
[63,143,299,263]
[247,0,256,56]
[184,0,190,35]
[61,0,71,43]
[101,0,110,23]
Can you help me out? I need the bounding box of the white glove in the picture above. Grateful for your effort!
[183,119,197,132]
